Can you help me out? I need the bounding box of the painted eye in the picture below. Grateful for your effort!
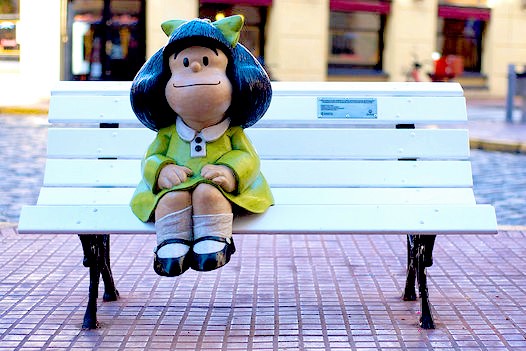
[183,57,189,67]
[203,56,209,66]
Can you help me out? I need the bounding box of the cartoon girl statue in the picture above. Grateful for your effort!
[129,15,273,276]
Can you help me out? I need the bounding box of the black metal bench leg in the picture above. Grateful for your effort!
[78,234,119,329]
[403,235,417,301]
[415,234,436,329]
[403,235,436,328]
[79,234,93,268]
[79,234,101,329]
[99,235,119,302]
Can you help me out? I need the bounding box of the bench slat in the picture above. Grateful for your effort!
[17,204,497,235]
[47,128,470,160]
[47,128,155,158]
[263,96,467,125]
[49,95,138,124]
[42,159,475,188]
[51,81,465,97]
[48,81,467,125]
[36,187,477,206]
[49,95,467,125]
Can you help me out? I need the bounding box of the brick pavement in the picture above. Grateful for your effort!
[470,149,526,226]
[0,114,47,224]
[1,224,526,351]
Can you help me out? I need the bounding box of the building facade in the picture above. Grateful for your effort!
[14,0,526,98]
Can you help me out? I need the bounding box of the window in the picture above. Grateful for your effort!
[66,0,146,81]
[437,18,485,73]
[328,9,386,75]
[199,3,268,63]
[436,3,489,74]
[0,0,19,60]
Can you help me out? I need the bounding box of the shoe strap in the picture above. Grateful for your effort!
[193,235,232,245]
[154,238,192,253]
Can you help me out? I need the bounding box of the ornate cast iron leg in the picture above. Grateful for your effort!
[99,235,119,302]
[78,234,119,329]
[403,234,436,329]
[80,234,93,268]
[403,235,417,301]
[79,235,100,329]
[415,234,436,329]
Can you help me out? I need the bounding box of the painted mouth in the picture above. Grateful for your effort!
[173,81,221,88]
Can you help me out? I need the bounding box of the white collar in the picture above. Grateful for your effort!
[176,116,230,143]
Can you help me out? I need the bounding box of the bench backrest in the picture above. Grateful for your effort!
[45,81,471,186]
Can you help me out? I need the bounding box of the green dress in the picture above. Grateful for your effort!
[130,120,274,222]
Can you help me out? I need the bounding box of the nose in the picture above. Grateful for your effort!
[190,61,202,73]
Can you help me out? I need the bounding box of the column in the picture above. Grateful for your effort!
[266,0,329,81]
[146,0,199,58]
[383,0,438,82]
[18,0,62,100]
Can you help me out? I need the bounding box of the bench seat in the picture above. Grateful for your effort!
[20,203,496,235]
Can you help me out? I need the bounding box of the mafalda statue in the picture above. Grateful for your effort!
[129,15,273,276]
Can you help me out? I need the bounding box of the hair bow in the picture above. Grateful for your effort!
[161,15,244,47]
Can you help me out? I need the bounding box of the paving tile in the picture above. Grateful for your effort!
[2,226,526,350]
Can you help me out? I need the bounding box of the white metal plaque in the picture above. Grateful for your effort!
[318,97,378,119]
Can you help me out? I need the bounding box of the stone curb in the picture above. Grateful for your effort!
[0,105,49,115]
[470,139,526,154]
[498,225,526,231]
[0,222,17,229]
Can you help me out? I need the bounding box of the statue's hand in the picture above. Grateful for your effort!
[201,164,236,193]
[158,164,193,189]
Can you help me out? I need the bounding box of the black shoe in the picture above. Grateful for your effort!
[191,236,236,272]
[153,238,192,277]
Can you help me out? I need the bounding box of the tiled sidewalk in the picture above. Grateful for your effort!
[1,226,526,351]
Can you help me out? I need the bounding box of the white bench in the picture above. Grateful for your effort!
[18,80,497,330]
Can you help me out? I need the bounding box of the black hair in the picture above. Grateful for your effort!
[130,18,272,131]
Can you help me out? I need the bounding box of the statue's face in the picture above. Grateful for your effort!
[165,46,232,130]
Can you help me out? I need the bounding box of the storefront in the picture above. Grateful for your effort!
[64,0,146,81]
[0,0,19,60]
[436,0,490,85]
[61,0,273,81]
[11,0,526,98]
[328,0,390,78]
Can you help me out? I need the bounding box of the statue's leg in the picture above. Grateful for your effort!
[403,235,417,301]
[153,192,193,277]
[191,184,235,272]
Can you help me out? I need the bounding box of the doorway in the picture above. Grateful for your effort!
[63,0,146,81]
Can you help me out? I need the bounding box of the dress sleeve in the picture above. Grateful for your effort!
[141,126,175,192]
[216,127,261,194]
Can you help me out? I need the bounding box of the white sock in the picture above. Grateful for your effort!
[155,206,193,258]
[193,213,233,255]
